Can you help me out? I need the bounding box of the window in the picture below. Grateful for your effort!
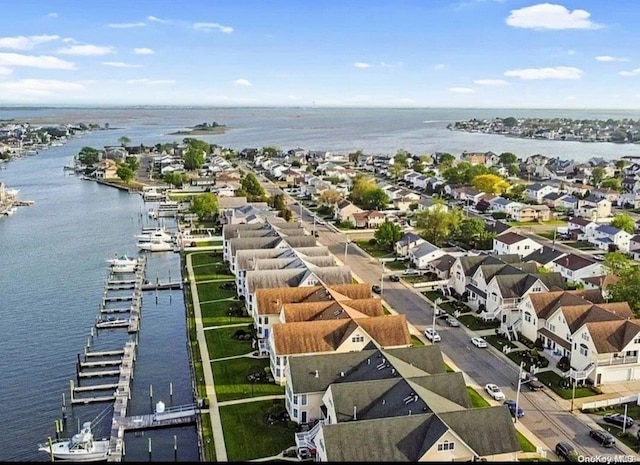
[276,368,281,377]
[437,441,455,452]
[301,394,307,406]
[547,323,556,332]
[579,344,588,357]
[526,301,532,308]
[634,337,640,344]
[582,333,589,341]
[524,312,532,323]
[532,287,542,293]
[293,408,298,418]
[524,245,530,250]
[351,334,364,343]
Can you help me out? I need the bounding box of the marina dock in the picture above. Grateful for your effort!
[141,280,183,291]
[96,257,145,334]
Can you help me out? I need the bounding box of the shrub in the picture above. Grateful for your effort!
[534,337,544,350]
[557,356,571,372]
[369,238,377,245]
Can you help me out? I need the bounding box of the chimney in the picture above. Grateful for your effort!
[408,410,412,416]
[367,358,370,365]
[315,370,319,378]
[340,371,345,377]
[353,405,357,420]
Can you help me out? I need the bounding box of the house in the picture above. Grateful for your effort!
[395,232,425,258]
[268,314,412,385]
[525,183,558,204]
[630,235,640,260]
[348,210,386,229]
[575,195,612,221]
[448,253,522,298]
[525,154,551,179]
[417,197,448,213]
[334,200,364,222]
[592,224,633,253]
[489,197,523,217]
[542,192,578,211]
[451,186,483,204]
[563,182,592,197]
[510,204,551,222]
[460,151,487,165]
[425,254,458,280]
[552,253,604,283]
[619,192,640,209]
[582,275,619,299]
[523,246,566,271]
[91,159,118,179]
[408,240,444,270]
[622,176,640,194]
[492,232,543,258]
[567,217,599,241]
[593,188,621,205]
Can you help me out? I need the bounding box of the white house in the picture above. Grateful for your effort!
[592,224,632,253]
[575,195,612,221]
[395,232,424,258]
[408,240,443,269]
[552,254,604,283]
[525,183,559,204]
[492,232,543,258]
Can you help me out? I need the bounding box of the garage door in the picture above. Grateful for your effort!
[602,368,630,383]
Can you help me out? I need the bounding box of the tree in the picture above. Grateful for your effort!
[499,152,518,165]
[610,212,635,234]
[609,266,640,314]
[604,251,635,277]
[454,217,486,249]
[360,188,389,210]
[374,221,403,251]
[163,171,185,187]
[415,202,463,246]
[78,146,101,166]
[471,174,510,194]
[413,160,425,174]
[389,161,405,180]
[348,149,363,164]
[239,173,266,201]
[269,193,287,211]
[590,167,606,187]
[116,164,134,182]
[280,207,293,222]
[394,149,410,168]
[502,117,518,127]
[615,159,627,172]
[600,178,622,191]
[262,146,279,157]
[437,153,455,168]
[192,193,218,220]
[318,189,343,206]
[507,164,520,177]
[504,183,526,202]
[125,156,140,172]
[182,138,211,171]
[118,135,131,147]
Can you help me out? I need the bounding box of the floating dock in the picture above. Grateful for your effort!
[141,281,183,291]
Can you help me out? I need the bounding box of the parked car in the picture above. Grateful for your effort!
[445,316,460,327]
[504,400,524,418]
[389,275,400,282]
[555,442,579,462]
[589,429,615,447]
[471,337,487,348]
[523,372,544,391]
[403,268,420,276]
[485,383,505,401]
[424,327,441,342]
[372,284,381,294]
[603,413,634,428]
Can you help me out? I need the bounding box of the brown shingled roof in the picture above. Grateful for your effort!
[528,289,605,319]
[328,283,372,300]
[495,231,528,245]
[586,319,640,353]
[255,286,325,315]
[563,302,633,333]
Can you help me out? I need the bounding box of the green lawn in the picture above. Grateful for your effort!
[200,300,252,327]
[485,334,518,351]
[535,231,556,240]
[535,371,598,400]
[509,220,567,227]
[564,241,596,250]
[592,402,640,419]
[204,325,254,360]
[354,240,394,258]
[200,412,216,461]
[190,253,234,281]
[422,291,446,302]
[411,335,425,347]
[467,387,490,408]
[211,358,285,402]
[402,275,430,284]
[516,430,537,453]
[197,282,237,303]
[190,251,224,267]
[384,260,409,271]
[219,400,296,461]
[457,314,500,331]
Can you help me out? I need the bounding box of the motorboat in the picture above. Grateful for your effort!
[38,421,110,461]
[135,228,174,243]
[2,206,17,216]
[137,238,173,252]
[106,255,138,273]
[96,317,129,328]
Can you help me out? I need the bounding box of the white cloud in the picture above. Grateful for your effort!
[448,87,476,93]
[353,62,372,69]
[504,66,583,80]
[47,12,58,19]
[0,79,85,96]
[193,23,234,33]
[379,61,403,68]
[58,45,115,56]
[0,52,75,69]
[62,37,77,43]
[108,22,146,29]
[133,48,154,55]
[473,79,510,86]
[102,61,142,68]
[433,63,447,70]
[0,66,13,75]
[147,16,169,23]
[619,68,640,77]
[595,55,629,62]
[506,3,602,30]
[126,78,175,85]
[233,78,252,87]
[0,35,60,50]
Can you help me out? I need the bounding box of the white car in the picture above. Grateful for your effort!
[471,337,488,348]
[485,383,505,401]
[424,327,441,342]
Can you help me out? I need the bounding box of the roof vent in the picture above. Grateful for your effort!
[315,370,319,378]
[382,399,386,405]
[408,409,412,416]
[367,358,370,365]
[340,371,345,377]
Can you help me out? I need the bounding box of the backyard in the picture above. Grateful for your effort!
[354,239,394,259]
[200,299,252,328]
[203,324,255,360]
[211,357,285,402]
[535,371,598,400]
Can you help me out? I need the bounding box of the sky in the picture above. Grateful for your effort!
[1,0,639,108]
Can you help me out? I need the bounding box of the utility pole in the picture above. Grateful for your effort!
[344,239,350,265]
[515,362,524,424]
[570,375,576,413]
[432,298,441,339]
[380,261,385,295]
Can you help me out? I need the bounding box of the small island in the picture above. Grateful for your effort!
[168,121,227,136]
[448,116,640,144]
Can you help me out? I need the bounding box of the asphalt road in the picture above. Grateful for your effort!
[247,165,635,460]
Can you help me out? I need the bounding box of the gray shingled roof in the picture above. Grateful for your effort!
[229,237,279,255]
[246,269,305,293]
[410,241,439,258]
[523,246,565,266]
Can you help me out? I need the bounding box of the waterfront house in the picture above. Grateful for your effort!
[552,253,604,283]
[575,195,611,221]
[92,159,118,179]
[492,232,543,258]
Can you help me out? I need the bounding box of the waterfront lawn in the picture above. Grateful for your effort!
[354,240,394,258]
[200,413,216,461]
[535,371,597,399]
[220,400,296,462]
[467,387,490,408]
[411,335,425,347]
[200,300,252,327]
[516,430,537,453]
[204,325,254,360]
[457,314,500,331]
[211,358,284,402]
[190,251,224,266]
[197,282,237,303]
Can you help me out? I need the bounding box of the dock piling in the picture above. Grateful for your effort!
[54,420,60,441]
[61,393,67,421]
[169,382,173,405]
[69,380,74,404]
[174,435,177,462]
[47,436,54,462]
[148,437,152,461]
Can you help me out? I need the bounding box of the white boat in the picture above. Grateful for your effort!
[106,255,138,273]
[2,206,17,216]
[135,228,174,243]
[38,422,110,462]
[137,238,173,252]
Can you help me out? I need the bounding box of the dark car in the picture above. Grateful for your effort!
[504,400,524,418]
[372,285,381,294]
[389,275,400,282]
[523,372,544,391]
[603,413,634,428]
[589,429,615,448]
[555,442,579,462]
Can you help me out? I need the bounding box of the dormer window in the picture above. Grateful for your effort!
[352,334,364,343]
[437,440,455,452]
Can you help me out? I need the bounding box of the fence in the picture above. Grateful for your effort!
[580,394,640,411]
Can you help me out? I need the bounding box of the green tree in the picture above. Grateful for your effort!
[374,221,403,251]
[499,152,518,165]
[116,164,134,182]
[609,266,640,314]
[318,189,343,206]
[348,149,363,164]
[507,164,520,177]
[349,174,377,207]
[78,146,101,166]
[125,156,140,172]
[590,167,606,187]
[600,178,622,191]
[471,174,510,194]
[615,159,627,173]
[437,153,455,168]
[360,188,389,210]
[413,160,425,174]
[239,173,266,201]
[389,161,405,180]
[604,251,635,277]
[280,207,293,222]
[394,149,410,168]
[182,138,210,170]
[415,202,463,246]
[192,193,218,220]
[610,213,635,234]
[454,217,486,248]
[504,183,526,202]
[269,193,287,211]
[163,172,185,187]
[262,146,279,157]
[502,117,518,127]
[118,135,131,147]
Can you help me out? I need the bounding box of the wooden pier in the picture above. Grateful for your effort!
[97,257,146,333]
[100,307,131,314]
[79,359,122,369]
[73,383,118,392]
[78,369,120,378]
[85,349,125,358]
[103,295,134,302]
[141,281,183,291]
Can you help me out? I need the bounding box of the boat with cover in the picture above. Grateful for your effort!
[106,255,138,273]
[38,421,110,461]
[137,238,173,252]
[135,228,174,243]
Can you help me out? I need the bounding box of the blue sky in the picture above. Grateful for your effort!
[0,0,639,108]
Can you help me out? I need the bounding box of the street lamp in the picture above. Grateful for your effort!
[380,261,385,295]
[432,298,442,339]
[514,361,531,424]
[344,239,350,265]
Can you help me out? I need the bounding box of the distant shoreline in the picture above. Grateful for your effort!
[168,126,227,136]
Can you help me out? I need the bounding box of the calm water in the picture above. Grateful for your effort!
[2,106,640,461]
